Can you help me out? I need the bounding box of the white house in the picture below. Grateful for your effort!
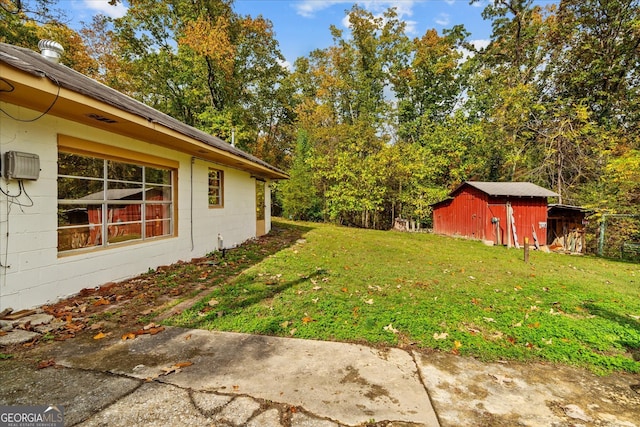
[0,41,288,311]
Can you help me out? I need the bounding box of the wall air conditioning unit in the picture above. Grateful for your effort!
[4,151,40,180]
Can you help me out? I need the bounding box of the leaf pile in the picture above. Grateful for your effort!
[12,223,306,350]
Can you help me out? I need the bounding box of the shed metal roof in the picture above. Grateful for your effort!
[460,181,559,198]
[0,42,287,179]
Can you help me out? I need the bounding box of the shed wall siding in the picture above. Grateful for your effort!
[433,185,550,246]
[433,187,490,240]
[0,102,266,310]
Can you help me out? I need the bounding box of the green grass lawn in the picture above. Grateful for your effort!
[169,219,640,374]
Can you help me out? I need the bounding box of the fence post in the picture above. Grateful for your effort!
[598,214,607,257]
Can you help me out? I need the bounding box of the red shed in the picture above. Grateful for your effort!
[432,182,559,247]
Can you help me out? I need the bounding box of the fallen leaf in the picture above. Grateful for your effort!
[89,322,104,331]
[160,361,193,376]
[433,332,448,340]
[208,299,219,307]
[383,323,399,334]
[93,298,109,306]
[143,322,159,330]
[122,333,136,341]
[364,298,374,305]
[161,366,179,376]
[341,287,348,292]
[454,340,463,349]
[37,359,56,369]
[184,334,192,341]
[93,332,108,340]
[147,326,165,335]
[483,317,495,323]
[312,286,322,291]
[302,316,313,324]
[289,328,297,335]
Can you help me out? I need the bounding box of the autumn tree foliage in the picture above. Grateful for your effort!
[3,0,640,243]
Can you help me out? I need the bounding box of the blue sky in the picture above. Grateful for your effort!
[70,0,496,65]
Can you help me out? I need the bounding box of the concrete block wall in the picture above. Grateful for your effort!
[0,102,268,310]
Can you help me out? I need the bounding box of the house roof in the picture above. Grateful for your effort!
[458,181,559,198]
[0,42,288,180]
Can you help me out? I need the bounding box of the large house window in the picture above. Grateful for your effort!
[57,151,174,253]
[208,168,224,208]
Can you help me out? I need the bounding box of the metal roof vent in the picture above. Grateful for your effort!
[38,39,64,63]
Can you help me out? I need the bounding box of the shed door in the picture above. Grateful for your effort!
[256,180,266,237]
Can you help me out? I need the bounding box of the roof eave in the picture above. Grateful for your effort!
[0,55,288,181]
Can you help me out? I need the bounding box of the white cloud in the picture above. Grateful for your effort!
[435,13,450,26]
[294,0,349,18]
[295,0,418,23]
[278,58,292,71]
[444,0,455,4]
[470,38,490,50]
[82,0,128,18]
[459,38,490,59]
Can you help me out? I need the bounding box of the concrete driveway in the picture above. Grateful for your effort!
[1,326,639,426]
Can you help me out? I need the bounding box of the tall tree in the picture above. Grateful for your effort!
[465,0,552,181]
[548,0,640,132]
[395,25,468,144]
[0,0,95,74]
[0,0,67,47]
[106,0,292,166]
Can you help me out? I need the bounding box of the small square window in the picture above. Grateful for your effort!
[208,168,224,207]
